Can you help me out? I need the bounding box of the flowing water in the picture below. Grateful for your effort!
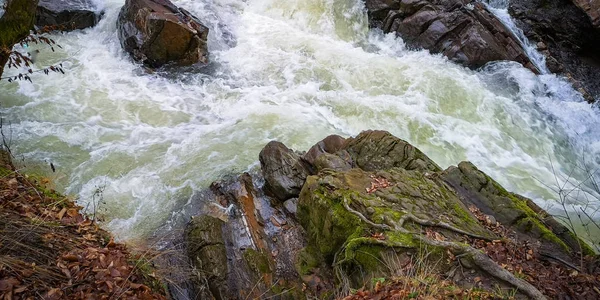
[1,0,600,241]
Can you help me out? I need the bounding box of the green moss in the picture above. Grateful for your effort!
[0,165,12,177]
[372,207,405,224]
[566,231,596,256]
[482,171,577,253]
[243,248,272,274]
[296,246,321,275]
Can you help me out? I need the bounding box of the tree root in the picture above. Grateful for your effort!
[340,197,547,300]
[342,198,392,231]
[396,213,494,241]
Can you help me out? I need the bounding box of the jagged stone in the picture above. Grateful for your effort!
[116,0,209,67]
[185,215,228,300]
[36,0,102,31]
[364,0,538,72]
[259,141,311,201]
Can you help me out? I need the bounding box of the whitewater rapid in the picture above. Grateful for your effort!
[1,0,599,241]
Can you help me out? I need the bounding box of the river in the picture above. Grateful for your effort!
[1,0,599,241]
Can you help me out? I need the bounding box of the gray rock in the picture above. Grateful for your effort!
[117,0,209,68]
[259,141,311,201]
[313,152,352,172]
[36,0,102,31]
[283,198,298,215]
[344,130,441,172]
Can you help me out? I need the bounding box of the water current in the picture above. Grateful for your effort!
[1,0,599,241]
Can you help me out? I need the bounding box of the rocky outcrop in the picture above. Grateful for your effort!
[36,0,102,31]
[183,131,597,299]
[185,174,309,299]
[364,0,538,72]
[509,0,600,101]
[116,0,209,68]
[572,0,600,29]
[441,161,596,257]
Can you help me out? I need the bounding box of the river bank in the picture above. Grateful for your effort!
[0,150,167,299]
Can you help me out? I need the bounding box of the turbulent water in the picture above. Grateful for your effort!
[1,0,600,241]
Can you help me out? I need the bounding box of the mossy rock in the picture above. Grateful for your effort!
[297,167,491,285]
[441,161,595,256]
[185,215,228,299]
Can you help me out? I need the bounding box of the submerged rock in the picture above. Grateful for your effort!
[509,0,600,101]
[116,0,209,68]
[36,0,103,31]
[364,0,538,72]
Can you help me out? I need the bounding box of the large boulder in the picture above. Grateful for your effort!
[364,0,538,72]
[509,0,600,101]
[116,0,209,67]
[36,0,103,31]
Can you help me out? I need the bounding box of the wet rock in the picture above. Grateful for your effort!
[344,130,441,172]
[185,174,308,299]
[364,0,538,72]
[509,0,600,101]
[259,141,311,201]
[116,0,209,68]
[185,215,228,300]
[36,0,103,31]
[303,134,347,168]
[313,152,352,172]
[283,198,298,215]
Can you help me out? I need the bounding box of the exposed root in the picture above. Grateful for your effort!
[396,213,494,241]
[413,236,547,300]
[340,198,547,300]
[342,198,392,231]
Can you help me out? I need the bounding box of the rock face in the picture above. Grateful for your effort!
[509,0,600,101]
[36,0,102,31]
[116,0,209,67]
[572,0,600,29]
[183,130,596,299]
[364,0,538,72]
